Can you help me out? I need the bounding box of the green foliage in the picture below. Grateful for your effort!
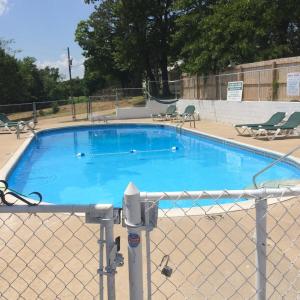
[51,101,60,114]
[39,109,45,116]
[0,39,87,106]
[76,0,177,96]
[175,0,300,74]
[0,45,24,103]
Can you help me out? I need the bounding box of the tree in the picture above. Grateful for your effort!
[175,0,300,74]
[0,39,86,105]
[19,57,44,101]
[76,1,133,94]
[77,0,178,97]
[0,41,24,104]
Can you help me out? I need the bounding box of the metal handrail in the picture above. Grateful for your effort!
[252,145,300,189]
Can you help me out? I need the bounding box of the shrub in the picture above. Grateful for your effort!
[51,101,60,114]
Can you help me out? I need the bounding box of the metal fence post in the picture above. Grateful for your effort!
[258,71,261,101]
[255,197,267,300]
[105,207,116,300]
[174,81,178,99]
[32,102,37,123]
[115,89,119,108]
[99,224,105,300]
[124,182,144,300]
[219,75,222,100]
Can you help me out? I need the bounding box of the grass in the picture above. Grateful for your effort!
[6,96,146,121]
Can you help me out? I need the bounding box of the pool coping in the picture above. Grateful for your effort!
[1,122,300,214]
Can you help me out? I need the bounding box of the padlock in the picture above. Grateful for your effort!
[159,255,173,278]
[161,265,173,277]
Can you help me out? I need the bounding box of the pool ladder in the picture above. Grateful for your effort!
[175,120,184,133]
[16,123,37,139]
[252,145,300,188]
[175,115,196,133]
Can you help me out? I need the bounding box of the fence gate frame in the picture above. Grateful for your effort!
[0,204,123,300]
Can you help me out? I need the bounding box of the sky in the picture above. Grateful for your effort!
[0,0,94,78]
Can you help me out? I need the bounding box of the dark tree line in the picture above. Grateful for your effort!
[0,40,86,105]
[77,0,300,95]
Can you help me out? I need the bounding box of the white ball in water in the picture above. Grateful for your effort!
[171,146,178,152]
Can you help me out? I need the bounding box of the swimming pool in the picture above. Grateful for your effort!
[6,124,300,207]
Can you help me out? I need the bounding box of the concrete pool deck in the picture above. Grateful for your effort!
[0,116,300,299]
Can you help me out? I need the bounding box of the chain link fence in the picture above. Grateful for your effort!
[123,185,300,299]
[1,185,300,299]
[88,88,146,121]
[0,204,120,300]
[148,191,300,299]
[149,64,300,101]
[0,97,89,125]
[2,63,300,126]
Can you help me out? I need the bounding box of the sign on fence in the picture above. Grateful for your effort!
[287,72,300,96]
[227,81,243,101]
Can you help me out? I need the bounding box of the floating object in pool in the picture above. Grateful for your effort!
[130,149,137,153]
[171,146,178,152]
[76,152,85,157]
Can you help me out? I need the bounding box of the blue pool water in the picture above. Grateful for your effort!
[7,124,300,207]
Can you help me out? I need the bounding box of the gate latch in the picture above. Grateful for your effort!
[106,236,124,274]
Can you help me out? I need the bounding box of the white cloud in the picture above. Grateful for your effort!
[0,0,9,16]
[37,53,85,79]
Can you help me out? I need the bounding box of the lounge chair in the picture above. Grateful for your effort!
[0,113,35,137]
[0,113,35,128]
[176,105,196,127]
[151,104,177,121]
[234,112,286,136]
[251,112,300,140]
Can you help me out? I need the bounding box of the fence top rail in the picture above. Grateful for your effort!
[0,99,80,107]
[140,187,300,201]
[0,203,113,214]
[115,87,144,90]
[148,64,300,83]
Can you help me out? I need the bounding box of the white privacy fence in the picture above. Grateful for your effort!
[1,184,300,299]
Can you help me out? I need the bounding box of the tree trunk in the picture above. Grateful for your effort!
[158,0,171,98]
[146,57,158,96]
[160,55,170,97]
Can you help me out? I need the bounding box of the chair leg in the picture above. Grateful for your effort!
[250,128,258,137]
[268,128,281,141]
[5,125,13,135]
[235,126,248,135]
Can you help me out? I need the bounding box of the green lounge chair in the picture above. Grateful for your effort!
[252,111,300,140]
[151,104,177,121]
[177,105,195,122]
[234,112,286,136]
[0,113,35,127]
[0,113,35,136]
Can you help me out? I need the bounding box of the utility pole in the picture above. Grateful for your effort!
[67,47,76,120]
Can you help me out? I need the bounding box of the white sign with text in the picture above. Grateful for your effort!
[227,81,243,101]
[287,72,300,96]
